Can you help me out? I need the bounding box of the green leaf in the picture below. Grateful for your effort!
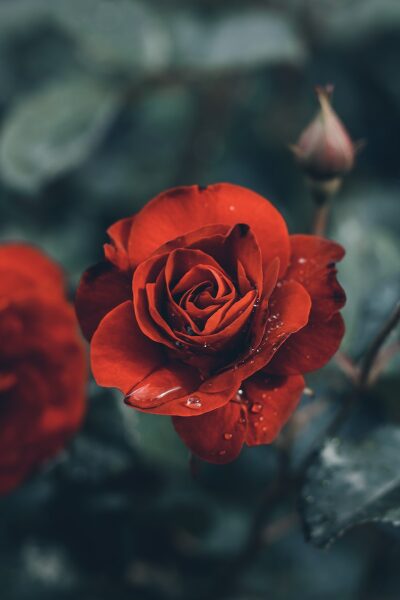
[301,427,400,548]
[173,10,306,71]
[0,76,121,192]
[0,1,306,75]
[52,0,170,75]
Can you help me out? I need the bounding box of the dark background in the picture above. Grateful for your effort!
[0,1,400,598]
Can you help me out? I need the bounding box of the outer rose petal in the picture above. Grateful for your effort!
[173,401,247,464]
[76,262,132,340]
[104,216,135,270]
[267,313,345,375]
[243,374,305,445]
[285,235,345,318]
[125,365,241,417]
[267,235,346,375]
[91,300,163,393]
[127,183,290,276]
[0,243,64,298]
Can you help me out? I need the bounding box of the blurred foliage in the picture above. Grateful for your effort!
[0,0,400,599]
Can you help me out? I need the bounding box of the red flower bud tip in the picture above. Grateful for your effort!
[291,85,356,183]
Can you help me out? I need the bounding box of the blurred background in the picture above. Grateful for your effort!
[1,1,400,598]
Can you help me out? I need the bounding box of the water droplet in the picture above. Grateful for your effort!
[223,433,233,440]
[185,396,202,409]
[237,388,244,396]
[276,281,282,288]
[175,341,183,348]
[262,426,268,432]
[250,403,263,414]
[259,416,264,422]
[229,205,235,211]
[218,449,227,456]
[186,325,195,335]
[298,257,307,264]
[203,342,208,349]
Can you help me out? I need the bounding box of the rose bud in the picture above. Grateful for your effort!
[291,85,356,189]
[76,184,346,464]
[0,244,86,494]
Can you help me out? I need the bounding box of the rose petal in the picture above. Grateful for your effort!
[76,262,132,341]
[285,235,345,318]
[128,184,290,276]
[267,313,345,375]
[266,235,346,375]
[104,216,135,270]
[173,400,247,463]
[232,280,311,380]
[126,365,240,417]
[91,300,163,393]
[243,374,304,445]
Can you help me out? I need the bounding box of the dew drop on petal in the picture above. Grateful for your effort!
[218,449,227,456]
[250,403,263,414]
[185,395,202,409]
[298,257,307,264]
[223,433,233,440]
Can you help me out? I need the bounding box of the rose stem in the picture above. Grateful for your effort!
[313,198,331,237]
[358,300,400,389]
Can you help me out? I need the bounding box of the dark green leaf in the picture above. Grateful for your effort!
[301,427,400,548]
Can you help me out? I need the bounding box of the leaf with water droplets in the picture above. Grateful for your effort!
[300,426,400,548]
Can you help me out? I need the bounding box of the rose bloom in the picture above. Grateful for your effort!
[0,244,86,493]
[77,184,345,463]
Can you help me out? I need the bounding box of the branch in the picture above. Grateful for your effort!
[359,301,400,389]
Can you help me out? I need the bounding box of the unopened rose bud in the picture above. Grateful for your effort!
[291,85,356,188]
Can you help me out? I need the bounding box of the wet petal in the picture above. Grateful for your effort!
[173,400,247,463]
[243,374,304,445]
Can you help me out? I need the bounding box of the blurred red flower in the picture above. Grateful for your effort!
[76,184,345,463]
[0,244,86,493]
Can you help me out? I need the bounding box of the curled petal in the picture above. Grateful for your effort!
[243,374,304,445]
[173,400,247,464]
[76,262,132,341]
[232,280,311,380]
[104,216,135,270]
[125,365,241,417]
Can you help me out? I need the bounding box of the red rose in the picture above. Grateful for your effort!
[76,184,345,463]
[0,244,86,493]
